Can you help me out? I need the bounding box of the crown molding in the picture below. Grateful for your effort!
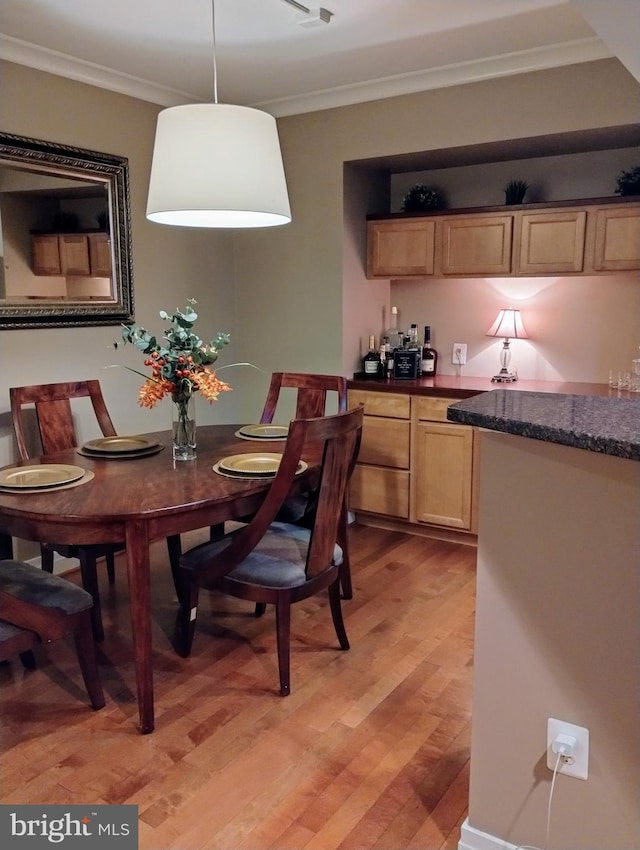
[261,38,612,116]
[1,33,611,117]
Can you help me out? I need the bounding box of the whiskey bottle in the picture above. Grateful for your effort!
[421,326,438,376]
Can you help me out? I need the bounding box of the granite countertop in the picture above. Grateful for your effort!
[447,389,640,460]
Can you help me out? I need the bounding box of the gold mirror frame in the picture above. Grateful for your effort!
[0,132,134,330]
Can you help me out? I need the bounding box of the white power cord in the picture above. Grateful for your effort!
[515,750,563,850]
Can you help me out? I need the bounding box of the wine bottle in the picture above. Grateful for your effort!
[421,326,438,376]
[363,334,380,378]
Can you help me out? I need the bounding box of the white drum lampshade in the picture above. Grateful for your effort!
[146,103,292,228]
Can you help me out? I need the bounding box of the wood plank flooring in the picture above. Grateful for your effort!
[0,524,476,850]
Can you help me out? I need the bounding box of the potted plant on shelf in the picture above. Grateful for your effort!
[503,179,529,205]
[615,165,640,196]
[401,184,445,213]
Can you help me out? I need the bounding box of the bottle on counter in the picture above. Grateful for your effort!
[421,326,438,376]
[363,334,380,378]
[386,306,404,350]
[408,324,419,349]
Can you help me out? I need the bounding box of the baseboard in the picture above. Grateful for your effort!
[353,512,478,546]
[458,819,518,850]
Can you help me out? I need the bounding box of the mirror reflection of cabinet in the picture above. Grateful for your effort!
[31,232,111,277]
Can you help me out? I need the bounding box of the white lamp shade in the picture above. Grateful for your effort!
[486,308,529,339]
[146,103,292,228]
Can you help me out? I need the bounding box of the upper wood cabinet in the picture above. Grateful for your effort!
[592,205,640,271]
[367,219,435,278]
[516,209,587,274]
[439,214,512,275]
[32,232,112,277]
[366,200,640,279]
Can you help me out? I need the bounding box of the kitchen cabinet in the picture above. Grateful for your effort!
[413,397,475,529]
[348,389,477,534]
[439,214,513,276]
[366,199,640,279]
[592,205,640,271]
[348,389,410,518]
[367,219,435,278]
[31,232,111,277]
[516,209,587,274]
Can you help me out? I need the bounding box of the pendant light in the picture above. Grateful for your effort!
[146,0,291,228]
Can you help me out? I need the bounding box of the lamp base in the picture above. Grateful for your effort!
[491,371,518,383]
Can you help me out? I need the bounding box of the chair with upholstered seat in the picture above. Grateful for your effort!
[0,559,105,710]
[175,406,363,696]
[9,380,181,641]
[258,372,354,600]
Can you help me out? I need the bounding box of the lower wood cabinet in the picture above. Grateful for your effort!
[348,388,477,535]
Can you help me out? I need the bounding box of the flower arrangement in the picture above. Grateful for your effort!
[114,300,232,458]
[116,299,232,407]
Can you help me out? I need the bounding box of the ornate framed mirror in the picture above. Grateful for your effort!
[0,132,134,330]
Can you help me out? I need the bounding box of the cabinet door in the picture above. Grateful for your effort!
[517,210,586,274]
[31,235,62,275]
[350,466,410,518]
[439,215,513,275]
[593,206,640,271]
[367,220,435,278]
[414,422,474,529]
[88,233,112,277]
[59,234,91,275]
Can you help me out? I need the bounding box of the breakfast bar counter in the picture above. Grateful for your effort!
[446,390,640,850]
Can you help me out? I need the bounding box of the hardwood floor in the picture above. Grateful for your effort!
[0,524,476,850]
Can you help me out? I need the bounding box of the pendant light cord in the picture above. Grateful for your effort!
[211,0,218,104]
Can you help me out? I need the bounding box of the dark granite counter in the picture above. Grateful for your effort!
[447,389,640,460]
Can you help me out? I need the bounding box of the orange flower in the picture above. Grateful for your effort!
[197,369,233,403]
[138,378,173,409]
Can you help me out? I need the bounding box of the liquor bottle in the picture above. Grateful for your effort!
[421,326,438,376]
[408,324,419,349]
[363,334,380,378]
[386,306,404,350]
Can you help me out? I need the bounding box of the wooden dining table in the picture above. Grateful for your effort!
[0,424,317,733]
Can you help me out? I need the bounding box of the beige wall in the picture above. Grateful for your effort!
[233,58,640,406]
[0,60,242,473]
[471,431,640,849]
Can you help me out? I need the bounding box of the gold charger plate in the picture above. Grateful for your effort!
[236,424,289,441]
[83,435,160,454]
[0,463,86,490]
[77,444,164,460]
[219,452,283,475]
[213,459,307,480]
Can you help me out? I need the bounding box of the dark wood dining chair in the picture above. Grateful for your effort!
[9,380,181,641]
[0,559,105,710]
[258,372,354,599]
[174,406,363,696]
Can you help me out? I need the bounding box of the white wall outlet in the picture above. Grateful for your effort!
[452,343,467,365]
[547,718,589,780]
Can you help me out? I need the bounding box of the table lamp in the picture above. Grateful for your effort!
[486,308,528,382]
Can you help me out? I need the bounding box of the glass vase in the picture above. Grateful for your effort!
[172,393,196,461]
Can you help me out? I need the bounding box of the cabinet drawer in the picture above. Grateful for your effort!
[358,417,410,468]
[348,390,410,419]
[416,396,457,423]
[350,466,410,518]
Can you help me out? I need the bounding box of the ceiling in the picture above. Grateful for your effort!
[0,0,637,117]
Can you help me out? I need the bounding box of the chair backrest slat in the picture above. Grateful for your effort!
[10,380,117,460]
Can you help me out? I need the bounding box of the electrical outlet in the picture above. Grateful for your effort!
[452,343,467,365]
[547,718,589,780]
